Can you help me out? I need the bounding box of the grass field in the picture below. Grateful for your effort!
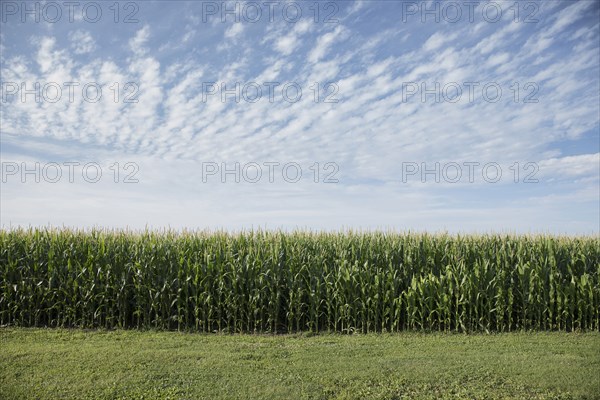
[1,329,599,399]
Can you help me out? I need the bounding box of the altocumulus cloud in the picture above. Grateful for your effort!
[0,0,598,233]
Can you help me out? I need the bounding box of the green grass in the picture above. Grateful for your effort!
[1,229,599,333]
[1,329,599,399]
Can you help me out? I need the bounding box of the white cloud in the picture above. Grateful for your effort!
[547,0,593,36]
[275,34,298,55]
[347,0,366,16]
[225,23,244,40]
[272,19,314,56]
[538,154,600,180]
[129,25,150,55]
[69,30,96,55]
[182,29,196,43]
[308,26,349,63]
[423,32,458,52]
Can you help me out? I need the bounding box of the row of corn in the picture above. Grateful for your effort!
[0,228,598,332]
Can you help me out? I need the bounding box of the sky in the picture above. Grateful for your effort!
[0,0,599,234]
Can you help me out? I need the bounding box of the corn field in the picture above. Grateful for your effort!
[0,228,598,332]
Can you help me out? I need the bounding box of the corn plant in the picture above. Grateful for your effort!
[0,228,598,332]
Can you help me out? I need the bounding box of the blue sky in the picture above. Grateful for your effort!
[0,0,599,233]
